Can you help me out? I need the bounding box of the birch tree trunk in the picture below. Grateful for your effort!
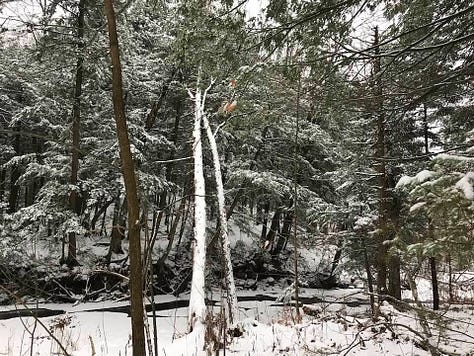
[103,0,146,354]
[202,114,238,325]
[188,84,208,332]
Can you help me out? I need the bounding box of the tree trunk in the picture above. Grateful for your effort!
[107,196,126,262]
[273,206,292,255]
[103,0,146,354]
[0,168,5,203]
[8,126,21,214]
[90,198,113,232]
[66,0,85,267]
[373,27,388,297]
[424,104,439,310]
[157,189,188,268]
[260,201,269,242]
[329,238,343,278]
[448,254,453,303]
[265,209,281,250]
[177,193,190,248]
[429,257,439,310]
[363,241,376,318]
[203,113,238,325]
[387,255,401,300]
[188,81,208,332]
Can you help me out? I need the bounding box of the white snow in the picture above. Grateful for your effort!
[396,170,436,188]
[188,85,208,330]
[455,172,474,200]
[203,113,238,324]
[409,201,426,212]
[1,286,473,355]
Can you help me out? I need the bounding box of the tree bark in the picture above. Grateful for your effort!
[90,198,113,232]
[66,0,85,266]
[429,257,439,310]
[8,126,21,214]
[373,27,388,297]
[188,82,208,332]
[387,255,401,300]
[0,168,5,203]
[107,196,126,262]
[157,189,188,268]
[273,205,292,255]
[265,209,281,249]
[103,0,146,354]
[203,113,238,325]
[424,104,439,310]
[363,238,376,318]
[260,201,269,242]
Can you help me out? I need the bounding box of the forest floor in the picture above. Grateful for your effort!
[0,284,473,355]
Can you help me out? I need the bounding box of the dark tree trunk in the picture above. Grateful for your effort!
[373,27,388,297]
[330,238,343,278]
[265,209,281,249]
[107,196,126,261]
[8,127,21,214]
[387,255,401,300]
[176,193,190,248]
[90,199,113,232]
[430,257,439,310]
[0,168,5,203]
[273,204,293,255]
[66,0,85,267]
[448,254,453,303]
[363,241,376,318]
[157,189,188,269]
[144,68,178,131]
[387,171,401,300]
[104,0,146,353]
[150,99,182,240]
[260,201,269,242]
[424,104,440,310]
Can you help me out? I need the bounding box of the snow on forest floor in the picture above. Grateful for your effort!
[1,287,474,355]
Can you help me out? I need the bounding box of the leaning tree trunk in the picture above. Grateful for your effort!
[203,113,238,325]
[66,0,85,266]
[188,81,209,332]
[103,0,146,354]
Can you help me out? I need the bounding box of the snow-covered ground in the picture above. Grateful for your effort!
[1,287,473,355]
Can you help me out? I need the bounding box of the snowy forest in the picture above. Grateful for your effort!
[0,0,473,355]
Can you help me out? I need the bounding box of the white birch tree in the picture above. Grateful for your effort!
[187,80,209,332]
[202,114,239,325]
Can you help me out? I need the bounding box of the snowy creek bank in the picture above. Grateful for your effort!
[0,288,370,320]
[1,288,473,356]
